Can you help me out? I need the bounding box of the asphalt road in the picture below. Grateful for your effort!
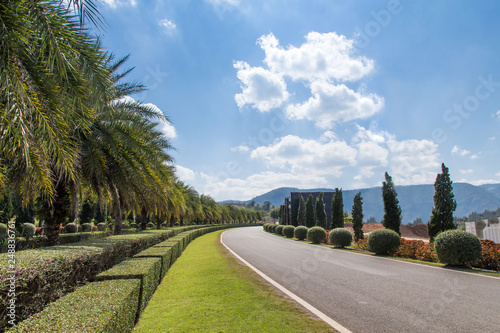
[221,226,500,333]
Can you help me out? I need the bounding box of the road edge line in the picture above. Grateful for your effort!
[220,230,352,333]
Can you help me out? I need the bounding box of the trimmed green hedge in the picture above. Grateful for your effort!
[2,224,257,331]
[97,257,161,317]
[134,246,173,280]
[8,279,140,333]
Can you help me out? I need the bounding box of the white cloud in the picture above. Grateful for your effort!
[496,110,500,119]
[231,145,250,153]
[250,134,357,176]
[142,102,177,139]
[234,61,289,112]
[357,140,389,167]
[200,171,327,201]
[462,179,500,186]
[102,0,136,9]
[387,139,440,185]
[258,32,374,82]
[286,81,383,128]
[205,0,240,8]
[175,165,196,181]
[451,145,470,156]
[158,19,177,34]
[470,154,479,160]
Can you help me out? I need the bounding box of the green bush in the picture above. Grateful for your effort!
[147,222,155,229]
[97,223,107,231]
[368,229,400,255]
[307,226,326,244]
[329,228,353,248]
[269,224,277,233]
[134,246,173,279]
[263,223,271,232]
[283,225,295,238]
[8,279,140,333]
[81,223,92,233]
[65,223,78,234]
[0,223,8,240]
[434,230,482,266]
[275,225,284,235]
[22,223,36,239]
[294,226,308,241]
[130,222,138,229]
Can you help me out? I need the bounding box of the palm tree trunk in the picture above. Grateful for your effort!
[113,188,123,235]
[140,207,148,230]
[44,181,70,246]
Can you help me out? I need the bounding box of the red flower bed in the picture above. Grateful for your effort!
[353,238,369,250]
[393,238,438,262]
[473,240,500,271]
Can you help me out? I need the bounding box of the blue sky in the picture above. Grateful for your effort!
[98,0,500,201]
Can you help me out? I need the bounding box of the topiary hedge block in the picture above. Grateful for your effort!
[8,279,140,333]
[97,257,161,317]
[133,247,173,280]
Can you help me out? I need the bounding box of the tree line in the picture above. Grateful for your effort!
[0,1,257,246]
[277,163,458,242]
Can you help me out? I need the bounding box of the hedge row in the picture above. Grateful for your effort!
[6,224,257,332]
[0,225,211,330]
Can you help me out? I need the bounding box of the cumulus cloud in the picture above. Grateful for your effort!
[286,81,383,128]
[451,145,470,157]
[102,0,136,9]
[387,139,440,185]
[234,61,289,112]
[250,134,357,176]
[158,19,177,34]
[200,171,327,201]
[231,145,250,153]
[258,32,374,82]
[175,165,196,181]
[141,102,177,139]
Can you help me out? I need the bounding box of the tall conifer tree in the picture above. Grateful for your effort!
[331,188,344,229]
[305,194,315,228]
[428,163,457,242]
[352,192,364,242]
[297,194,306,226]
[315,193,327,229]
[382,172,402,235]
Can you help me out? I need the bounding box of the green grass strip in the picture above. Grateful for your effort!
[134,230,335,333]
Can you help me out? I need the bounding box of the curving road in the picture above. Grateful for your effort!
[221,226,500,333]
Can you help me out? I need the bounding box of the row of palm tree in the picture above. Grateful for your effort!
[0,1,258,245]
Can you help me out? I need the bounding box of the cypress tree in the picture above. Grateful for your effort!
[291,197,299,226]
[428,163,457,242]
[297,194,306,226]
[315,193,327,229]
[352,192,364,242]
[305,194,315,228]
[382,172,402,235]
[331,188,344,229]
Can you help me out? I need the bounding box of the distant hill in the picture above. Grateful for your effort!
[226,183,500,224]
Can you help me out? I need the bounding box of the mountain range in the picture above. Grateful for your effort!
[221,183,500,224]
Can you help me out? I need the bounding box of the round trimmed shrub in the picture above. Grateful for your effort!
[147,222,155,229]
[81,223,92,232]
[434,230,482,266]
[329,228,353,248]
[130,222,138,229]
[294,226,308,241]
[65,222,77,234]
[263,223,271,232]
[97,222,106,231]
[275,225,284,235]
[307,226,327,244]
[269,224,277,233]
[368,229,400,255]
[22,223,36,238]
[283,225,295,238]
[0,223,8,239]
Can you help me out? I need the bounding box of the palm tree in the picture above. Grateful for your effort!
[0,1,112,201]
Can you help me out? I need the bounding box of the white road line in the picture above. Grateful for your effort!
[220,230,353,333]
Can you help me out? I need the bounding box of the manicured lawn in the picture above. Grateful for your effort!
[134,230,335,332]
